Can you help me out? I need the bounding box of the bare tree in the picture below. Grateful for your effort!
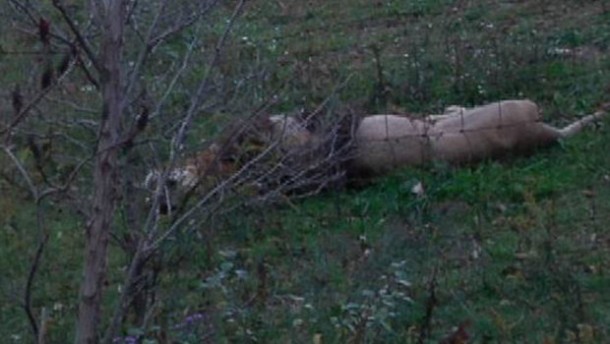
[74,2,126,342]
[1,0,355,342]
[2,0,239,341]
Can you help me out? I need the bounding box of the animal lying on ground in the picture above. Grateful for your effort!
[143,112,345,212]
[145,99,607,211]
[144,114,315,190]
[351,99,607,175]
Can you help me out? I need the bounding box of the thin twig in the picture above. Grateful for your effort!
[150,135,279,250]
[1,146,38,199]
[1,146,52,340]
[23,206,49,340]
[123,0,171,98]
[52,0,102,72]
[141,0,247,241]
[2,87,57,143]
[103,1,246,341]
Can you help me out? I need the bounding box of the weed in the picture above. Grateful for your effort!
[2,0,610,342]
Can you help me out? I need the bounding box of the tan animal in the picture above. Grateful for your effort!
[352,99,607,175]
[145,99,606,209]
[144,114,322,213]
[145,114,313,190]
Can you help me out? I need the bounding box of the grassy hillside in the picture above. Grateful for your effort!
[2,0,610,342]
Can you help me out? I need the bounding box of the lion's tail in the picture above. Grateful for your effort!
[559,110,607,138]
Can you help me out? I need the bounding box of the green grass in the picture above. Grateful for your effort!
[164,126,610,342]
[2,0,610,342]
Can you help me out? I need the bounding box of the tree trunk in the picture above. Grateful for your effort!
[75,2,125,343]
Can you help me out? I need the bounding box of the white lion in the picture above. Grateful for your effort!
[144,99,607,209]
[352,99,607,175]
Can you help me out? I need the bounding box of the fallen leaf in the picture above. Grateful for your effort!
[411,181,425,197]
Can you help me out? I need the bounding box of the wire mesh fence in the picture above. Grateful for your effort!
[1,0,609,341]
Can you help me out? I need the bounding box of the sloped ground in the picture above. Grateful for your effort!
[1,0,609,342]
[189,1,610,342]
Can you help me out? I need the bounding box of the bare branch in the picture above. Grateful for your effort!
[2,144,52,341]
[1,53,78,143]
[123,0,172,97]
[136,0,247,241]
[38,154,94,201]
[1,145,38,199]
[75,0,126,341]
[23,209,50,340]
[149,138,280,250]
[148,1,220,49]
[6,173,52,343]
[52,0,102,73]
[7,0,42,28]
[125,0,140,25]
[2,87,57,143]
[171,0,246,153]
[44,95,98,115]
[150,35,199,119]
[102,245,148,344]
[123,0,220,112]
